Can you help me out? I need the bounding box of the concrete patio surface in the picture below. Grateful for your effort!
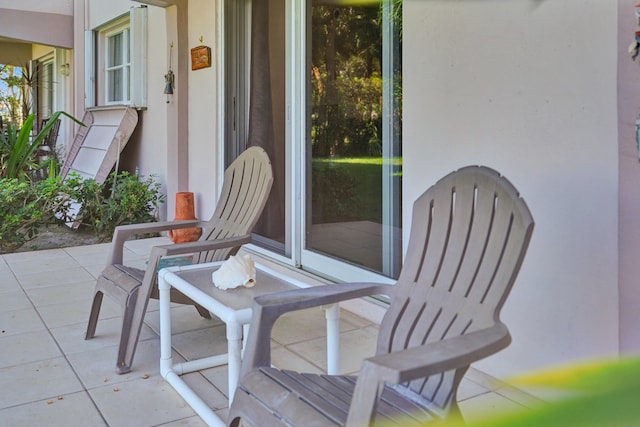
[0,237,542,426]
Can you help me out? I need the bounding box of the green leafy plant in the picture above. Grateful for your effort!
[0,177,71,253]
[0,111,83,181]
[423,357,640,427]
[65,171,165,240]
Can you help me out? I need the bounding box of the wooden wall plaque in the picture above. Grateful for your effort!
[191,45,211,70]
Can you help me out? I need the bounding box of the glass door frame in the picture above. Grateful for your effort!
[218,0,398,284]
[293,0,397,284]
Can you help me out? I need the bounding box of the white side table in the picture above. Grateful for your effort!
[158,261,340,426]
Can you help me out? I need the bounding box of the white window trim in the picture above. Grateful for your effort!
[87,7,147,109]
[104,21,131,105]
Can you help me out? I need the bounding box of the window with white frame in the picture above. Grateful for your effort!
[88,7,147,108]
[105,23,131,104]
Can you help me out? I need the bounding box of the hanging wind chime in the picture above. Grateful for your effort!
[164,42,175,103]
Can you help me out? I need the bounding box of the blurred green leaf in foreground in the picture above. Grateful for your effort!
[444,357,640,427]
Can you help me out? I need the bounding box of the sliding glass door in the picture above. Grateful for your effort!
[224,0,402,280]
[304,0,402,278]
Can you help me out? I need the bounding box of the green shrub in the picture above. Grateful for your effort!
[311,162,359,223]
[0,111,82,182]
[65,171,165,240]
[0,171,164,253]
[0,177,69,253]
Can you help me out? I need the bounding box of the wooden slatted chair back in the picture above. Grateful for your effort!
[42,118,61,148]
[377,166,534,412]
[193,146,273,263]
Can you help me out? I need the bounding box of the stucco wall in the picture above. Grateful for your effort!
[0,8,73,48]
[0,0,72,15]
[87,0,170,219]
[187,0,219,220]
[133,5,170,220]
[403,0,619,379]
[618,0,640,353]
[0,41,31,65]
[88,0,130,29]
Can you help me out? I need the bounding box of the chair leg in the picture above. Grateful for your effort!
[85,290,104,340]
[115,289,140,374]
[194,303,212,319]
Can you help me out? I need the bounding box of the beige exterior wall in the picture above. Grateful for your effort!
[404,0,620,381]
[131,5,171,219]
[187,0,219,220]
[83,0,224,221]
[85,0,172,219]
[618,0,640,354]
[0,0,72,15]
[0,41,31,65]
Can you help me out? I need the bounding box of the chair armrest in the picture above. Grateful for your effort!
[150,234,252,258]
[362,322,511,384]
[345,323,511,427]
[240,282,394,374]
[106,220,202,264]
[140,234,252,283]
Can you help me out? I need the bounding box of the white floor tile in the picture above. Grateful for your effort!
[271,344,325,375]
[144,304,224,336]
[50,316,156,356]
[5,251,80,276]
[0,306,46,336]
[288,325,378,375]
[0,290,32,312]
[458,391,526,422]
[0,273,21,293]
[0,330,62,368]
[90,376,196,427]
[25,280,95,307]
[170,326,229,361]
[271,307,336,345]
[0,391,106,427]
[14,267,95,289]
[66,338,164,389]
[0,357,84,409]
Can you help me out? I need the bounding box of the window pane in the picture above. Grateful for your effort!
[108,68,123,102]
[108,32,123,67]
[125,29,130,64]
[307,0,402,278]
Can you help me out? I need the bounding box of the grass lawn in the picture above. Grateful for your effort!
[312,157,402,223]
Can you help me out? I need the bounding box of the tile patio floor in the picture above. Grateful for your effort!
[0,237,543,426]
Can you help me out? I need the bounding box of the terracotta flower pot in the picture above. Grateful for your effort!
[167,192,203,243]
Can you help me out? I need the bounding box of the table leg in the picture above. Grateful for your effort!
[226,321,243,403]
[325,304,340,375]
[159,274,173,378]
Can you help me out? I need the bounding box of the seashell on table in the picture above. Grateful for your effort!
[211,254,257,290]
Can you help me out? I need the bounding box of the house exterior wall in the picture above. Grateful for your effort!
[404,0,620,379]
[130,5,170,218]
[187,0,219,219]
[84,0,221,221]
[0,7,73,49]
[0,41,31,65]
[0,0,72,15]
[85,0,171,219]
[618,0,640,353]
